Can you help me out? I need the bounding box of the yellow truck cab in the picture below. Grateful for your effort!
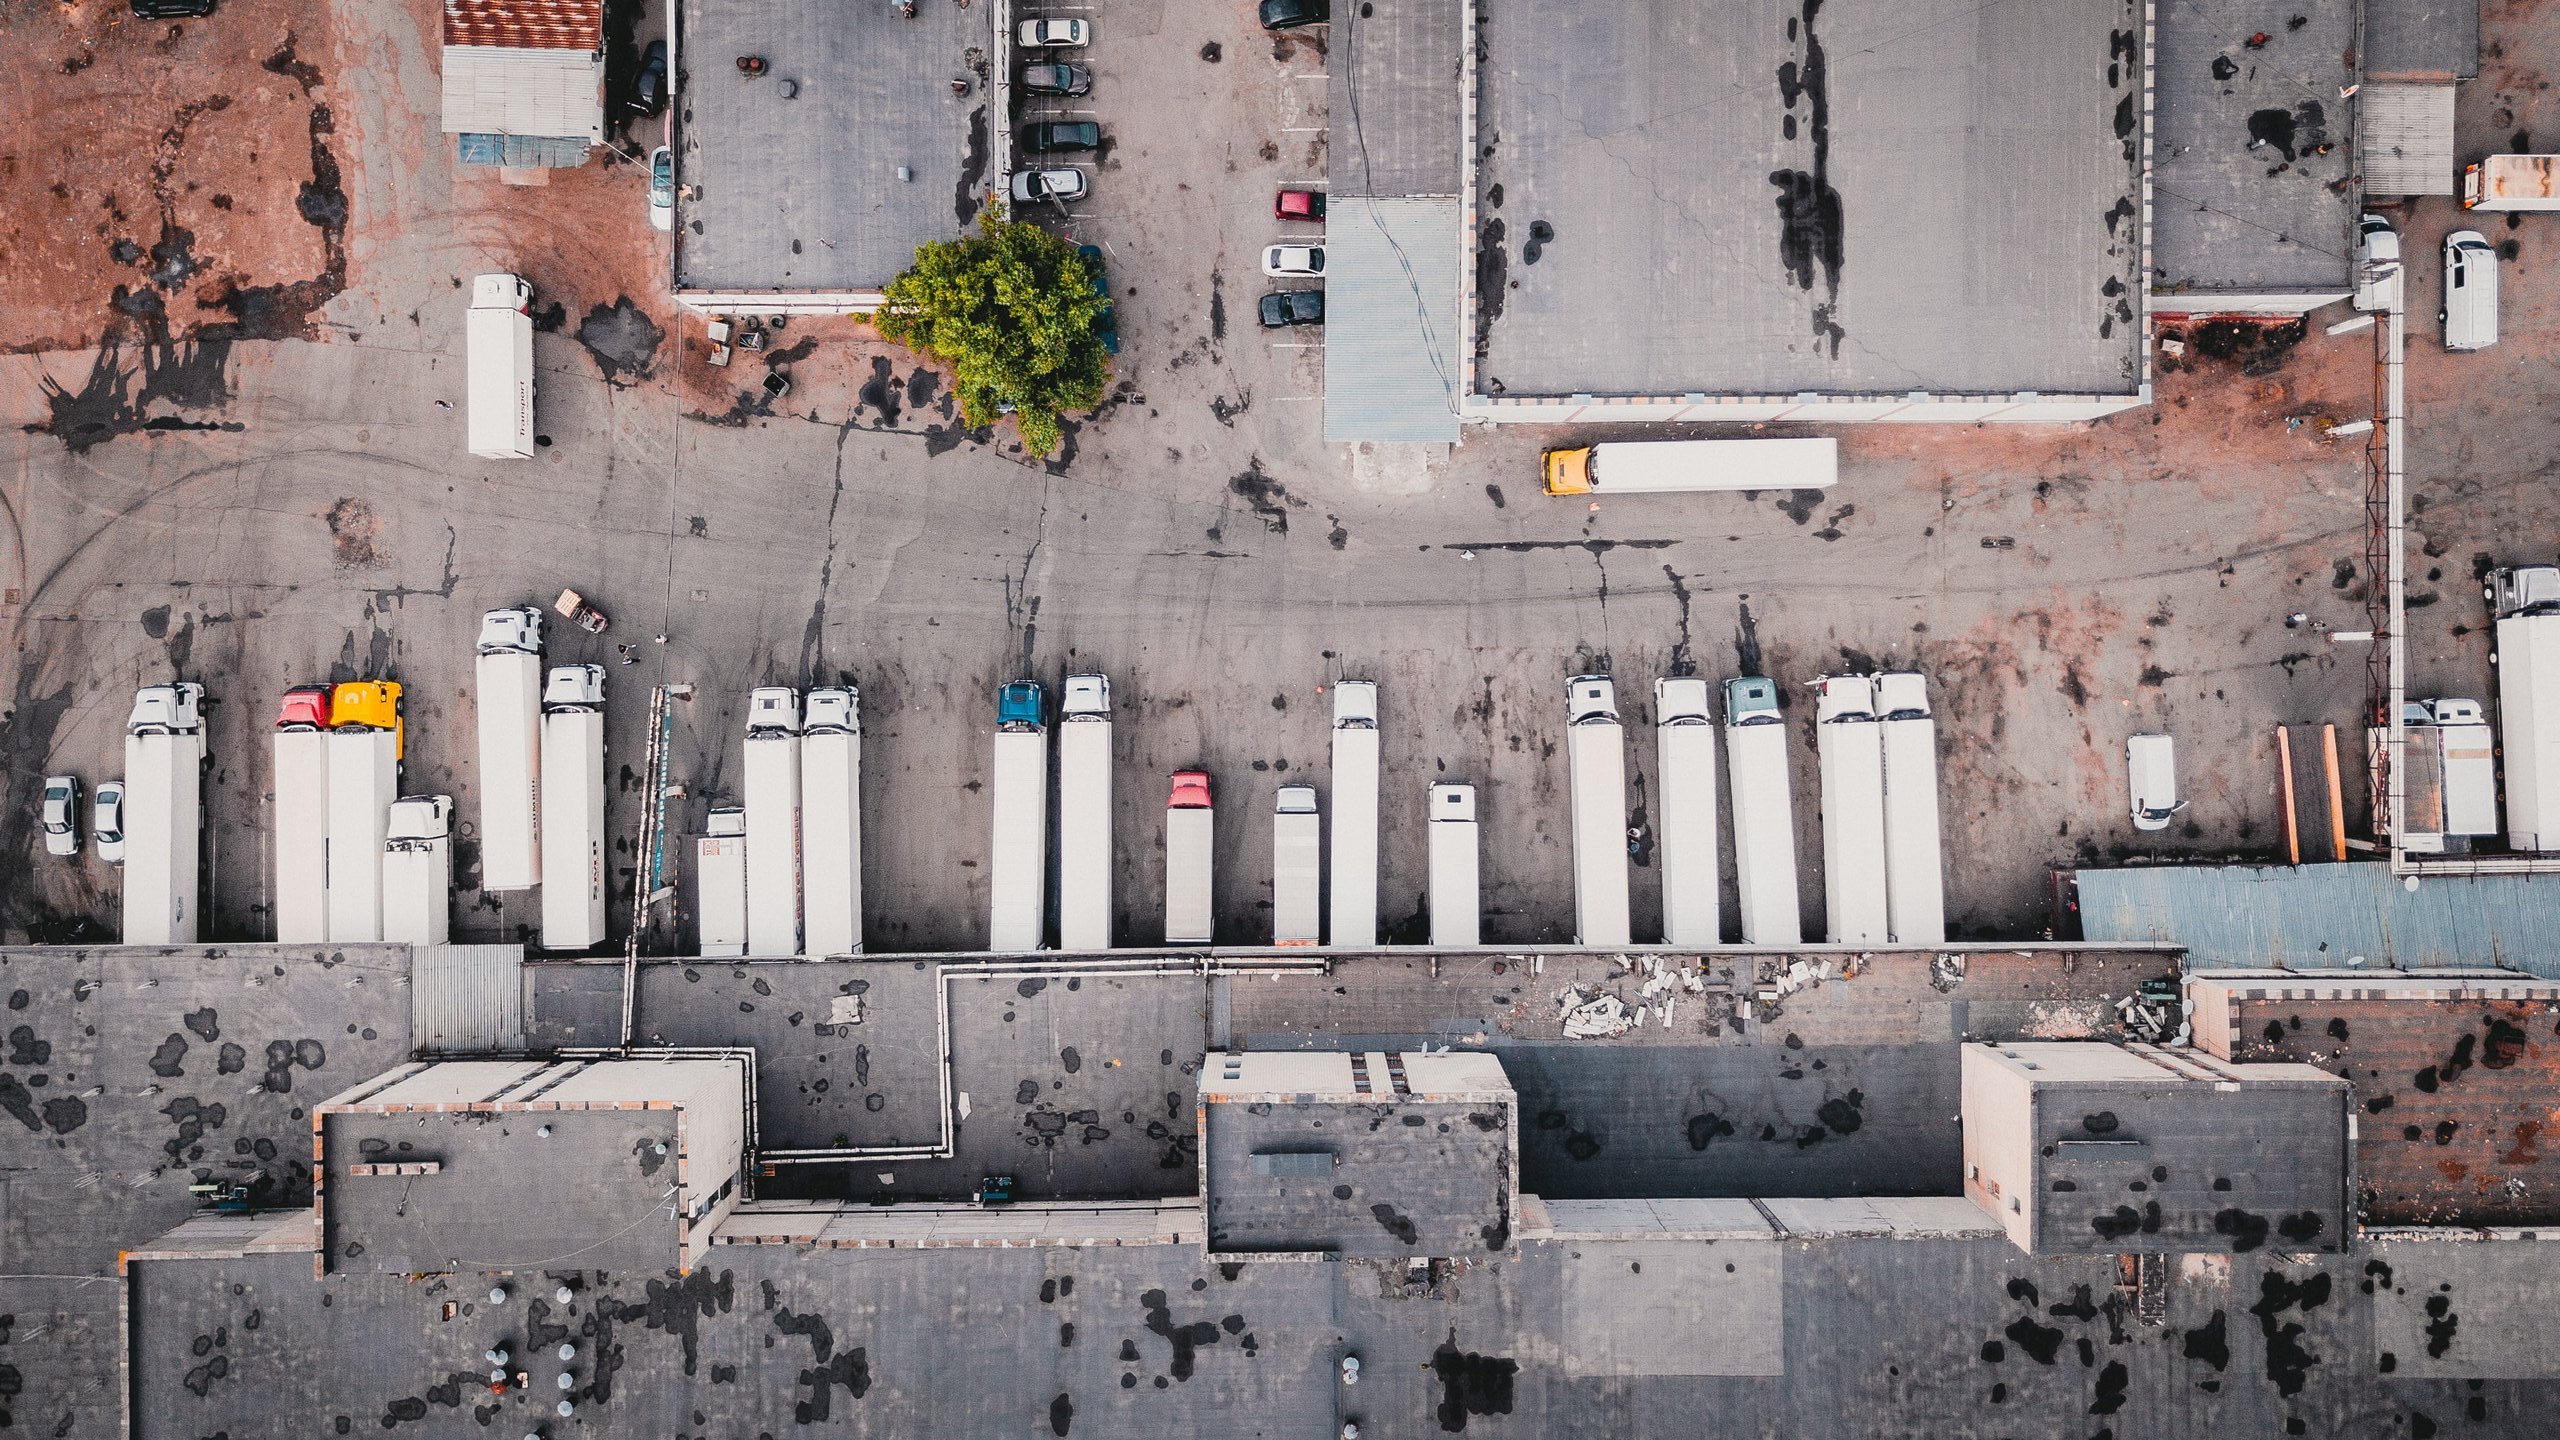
[330,680,406,757]
[1542,446,1598,494]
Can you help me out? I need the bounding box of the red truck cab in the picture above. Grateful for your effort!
[1169,770,1212,809]
[275,685,332,731]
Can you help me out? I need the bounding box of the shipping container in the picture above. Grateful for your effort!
[1328,681,1380,948]
[1565,675,1632,946]
[273,728,331,943]
[1165,771,1215,945]
[743,687,803,958]
[989,682,1050,950]
[1653,677,1720,946]
[1273,785,1322,944]
[1814,675,1890,944]
[467,273,536,459]
[801,686,863,958]
[696,808,749,958]
[474,607,544,891]
[123,684,206,946]
[1724,677,1803,945]
[1058,674,1114,950]
[325,727,398,942]
[539,665,607,951]
[1875,672,1945,945]
[1427,783,1480,946]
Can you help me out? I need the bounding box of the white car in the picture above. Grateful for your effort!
[40,775,81,857]
[2352,212,2400,313]
[1017,17,1089,47]
[93,780,127,864]
[1261,244,1325,278]
[2442,229,2499,352]
[648,146,675,233]
[1010,168,1088,204]
[2126,733,2186,832]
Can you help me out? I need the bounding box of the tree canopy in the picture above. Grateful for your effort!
[875,205,1113,454]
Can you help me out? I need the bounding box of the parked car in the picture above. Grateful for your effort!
[1274,188,1326,221]
[1261,244,1325,277]
[2126,733,2186,832]
[93,781,126,865]
[1017,17,1089,47]
[1257,289,1324,328]
[2442,229,2499,351]
[1020,62,1092,96]
[1020,121,1101,154]
[630,40,668,117]
[131,0,216,15]
[41,776,81,857]
[1076,245,1121,354]
[1259,0,1329,29]
[1011,168,1089,204]
[649,146,675,232]
[2352,212,2400,313]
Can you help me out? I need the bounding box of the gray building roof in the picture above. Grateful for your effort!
[2366,0,2481,79]
[1322,197,1463,443]
[2074,862,2560,973]
[1328,0,1463,198]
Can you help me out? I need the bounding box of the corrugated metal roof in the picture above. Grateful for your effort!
[444,0,602,50]
[1322,196,1460,444]
[1326,0,1462,199]
[456,132,594,168]
[2075,862,2560,976]
[410,944,526,1053]
[442,45,604,144]
[2360,84,2457,198]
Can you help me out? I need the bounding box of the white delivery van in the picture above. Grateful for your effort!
[2442,231,2498,352]
[467,274,536,459]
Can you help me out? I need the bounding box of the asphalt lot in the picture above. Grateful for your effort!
[7,1,2560,954]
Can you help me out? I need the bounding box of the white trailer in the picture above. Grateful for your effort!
[1273,785,1322,945]
[1328,681,1380,948]
[1057,675,1114,950]
[1875,672,1945,945]
[1565,675,1632,947]
[382,795,452,946]
[2464,155,2560,211]
[1165,772,1215,945]
[123,683,207,946]
[988,682,1050,951]
[1427,782,1480,946]
[801,687,863,958]
[1813,675,1889,944]
[1542,437,1838,496]
[1724,677,1803,946]
[1653,677,1721,947]
[474,606,544,891]
[540,665,607,951]
[743,687,803,958]
[273,728,331,942]
[2491,568,2560,851]
[467,273,535,459]
[324,727,398,942]
[2432,698,2500,839]
[696,807,749,958]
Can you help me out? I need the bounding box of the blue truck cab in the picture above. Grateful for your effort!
[997,681,1046,730]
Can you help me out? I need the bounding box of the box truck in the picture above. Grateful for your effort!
[988,681,1050,951]
[1057,674,1114,950]
[1328,681,1381,948]
[382,795,452,945]
[123,683,206,945]
[800,686,863,957]
[1653,677,1721,947]
[1565,675,1632,947]
[1724,677,1802,945]
[2490,566,2560,851]
[2464,155,2560,211]
[1875,672,1945,945]
[1273,784,1322,945]
[540,665,607,950]
[1165,771,1215,945]
[1428,782,1480,946]
[743,686,804,958]
[324,725,399,943]
[273,685,332,943]
[1813,675,1890,944]
[696,807,749,958]
[1542,437,1837,497]
[2433,697,2500,840]
[467,273,535,459]
[474,606,544,891]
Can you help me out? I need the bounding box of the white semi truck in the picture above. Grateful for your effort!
[1724,677,1802,945]
[467,273,536,460]
[1328,680,1380,948]
[1272,784,1322,945]
[1565,675,1632,947]
[474,606,544,891]
[1428,782,1480,946]
[988,682,1049,951]
[1165,771,1215,945]
[1541,437,1838,497]
[1875,672,1945,945]
[1653,677,1721,947]
[539,665,607,951]
[800,686,863,957]
[324,725,398,943]
[743,686,803,958]
[2490,566,2560,851]
[382,795,452,945]
[123,683,207,945]
[696,807,749,958]
[273,686,332,943]
[1057,674,1114,950]
[2464,155,2560,211]
[1813,674,1890,944]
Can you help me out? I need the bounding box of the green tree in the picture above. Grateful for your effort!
[875,205,1112,454]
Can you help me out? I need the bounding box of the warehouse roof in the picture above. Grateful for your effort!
[442,0,602,50]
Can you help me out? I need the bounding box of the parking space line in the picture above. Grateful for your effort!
[1282,127,1325,133]
[1270,343,1324,350]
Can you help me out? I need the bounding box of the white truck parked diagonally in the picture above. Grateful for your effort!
[800,686,863,957]
[539,665,607,951]
[696,807,749,958]
[474,606,544,891]
[1875,671,1945,945]
[1653,677,1721,947]
[124,683,207,945]
[2490,565,2560,851]
[1724,677,1802,945]
[1272,785,1322,945]
[1058,674,1114,950]
[1813,674,1890,945]
[467,273,536,460]
[743,687,804,957]
[988,682,1050,950]
[1328,680,1380,949]
[1165,771,1215,945]
[1565,675,1632,947]
[382,795,452,946]
[1428,782,1480,947]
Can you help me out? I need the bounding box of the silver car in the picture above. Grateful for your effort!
[41,775,81,857]
[93,780,126,864]
[1011,168,1088,204]
[1017,17,1089,47]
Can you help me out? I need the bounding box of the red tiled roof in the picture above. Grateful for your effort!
[444,0,604,51]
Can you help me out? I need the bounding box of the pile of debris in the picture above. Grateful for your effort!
[1556,956,1705,1037]
[2117,978,2187,1045]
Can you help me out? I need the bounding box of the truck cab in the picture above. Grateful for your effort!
[747,686,803,736]
[1331,679,1378,729]
[805,686,859,735]
[1063,673,1112,718]
[128,682,204,735]
[275,685,332,731]
[1566,674,1618,725]
[998,681,1046,730]
[1654,676,1712,725]
[1542,446,1598,495]
[387,794,452,841]
[1874,672,1931,720]
[330,680,406,758]
[2487,565,2560,618]
[1170,771,1213,809]
[477,605,544,655]
[1813,674,1878,724]
[543,664,606,712]
[1724,676,1782,725]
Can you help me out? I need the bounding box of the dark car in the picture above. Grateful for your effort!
[1021,121,1101,153]
[630,40,669,116]
[1258,290,1324,328]
[1259,0,1329,29]
[1078,245,1121,354]
[130,0,216,15]
[1020,62,1093,97]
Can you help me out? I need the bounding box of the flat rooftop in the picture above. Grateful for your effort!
[1470,0,2147,401]
[674,0,994,296]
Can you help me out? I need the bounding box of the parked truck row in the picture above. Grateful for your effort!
[690,684,864,959]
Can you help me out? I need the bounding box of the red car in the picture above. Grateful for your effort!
[275,684,332,731]
[1168,771,1212,809]
[1273,189,1325,222]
